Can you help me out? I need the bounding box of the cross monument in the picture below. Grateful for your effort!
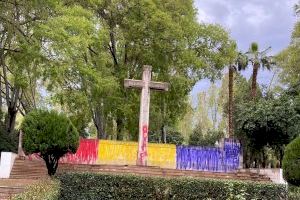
[124,65,169,166]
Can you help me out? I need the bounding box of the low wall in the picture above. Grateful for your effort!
[97,140,176,168]
[58,138,241,172]
[97,140,137,166]
[176,139,241,172]
[60,139,98,164]
[244,168,287,184]
[0,152,17,178]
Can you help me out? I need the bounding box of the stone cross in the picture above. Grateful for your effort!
[124,65,169,166]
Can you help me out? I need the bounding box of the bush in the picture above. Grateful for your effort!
[149,130,184,145]
[189,126,223,146]
[21,109,79,176]
[0,129,18,153]
[56,172,287,200]
[12,179,59,200]
[288,186,300,200]
[282,136,300,186]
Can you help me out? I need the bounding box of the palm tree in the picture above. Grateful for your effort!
[228,52,248,137]
[246,42,274,99]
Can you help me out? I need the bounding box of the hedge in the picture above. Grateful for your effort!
[288,186,300,200]
[283,136,300,186]
[12,179,59,200]
[56,172,287,200]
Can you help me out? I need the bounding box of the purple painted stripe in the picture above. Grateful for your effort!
[176,139,241,172]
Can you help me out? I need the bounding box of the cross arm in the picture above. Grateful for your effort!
[149,81,169,91]
[124,79,170,91]
[124,79,144,89]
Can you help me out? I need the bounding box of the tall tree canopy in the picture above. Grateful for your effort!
[34,0,235,140]
[0,0,236,142]
[0,0,55,136]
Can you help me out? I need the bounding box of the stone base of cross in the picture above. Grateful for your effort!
[124,65,169,166]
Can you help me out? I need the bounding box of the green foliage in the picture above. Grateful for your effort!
[13,179,60,200]
[21,109,79,175]
[148,130,184,145]
[0,129,18,153]
[236,97,300,146]
[188,126,223,146]
[288,186,300,200]
[56,172,287,200]
[283,137,300,186]
[235,95,300,167]
[34,0,235,140]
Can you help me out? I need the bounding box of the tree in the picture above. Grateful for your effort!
[39,0,235,140]
[227,51,248,137]
[149,129,184,145]
[246,42,274,99]
[36,4,118,139]
[282,136,300,186]
[235,96,300,167]
[188,125,223,147]
[0,0,55,136]
[177,100,194,141]
[194,92,213,134]
[21,110,79,176]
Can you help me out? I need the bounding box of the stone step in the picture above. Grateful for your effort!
[59,164,265,178]
[0,186,25,200]
[10,159,271,182]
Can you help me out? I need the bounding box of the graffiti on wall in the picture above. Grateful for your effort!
[98,140,138,165]
[176,146,223,171]
[60,139,98,164]
[138,125,148,165]
[176,139,241,172]
[224,138,241,171]
[27,138,240,172]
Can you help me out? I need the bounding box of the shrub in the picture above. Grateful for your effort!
[282,136,300,186]
[149,130,184,145]
[288,186,300,200]
[189,126,223,146]
[0,129,18,153]
[12,179,59,200]
[21,109,79,176]
[56,172,287,200]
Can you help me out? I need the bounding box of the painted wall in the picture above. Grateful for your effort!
[60,139,98,164]
[176,139,241,172]
[148,143,176,169]
[176,146,223,171]
[97,140,138,165]
[97,140,176,169]
[57,138,240,172]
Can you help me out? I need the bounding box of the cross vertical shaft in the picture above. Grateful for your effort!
[124,65,169,166]
[137,65,151,165]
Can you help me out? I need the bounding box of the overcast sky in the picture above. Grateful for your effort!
[191,0,298,103]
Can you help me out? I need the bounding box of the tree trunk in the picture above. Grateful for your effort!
[116,117,123,140]
[6,106,18,135]
[161,125,166,143]
[161,99,167,143]
[42,154,59,176]
[5,87,20,135]
[93,107,106,139]
[251,63,259,99]
[228,66,234,138]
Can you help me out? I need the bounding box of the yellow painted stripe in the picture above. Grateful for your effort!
[97,140,137,165]
[148,143,176,169]
[97,140,176,169]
